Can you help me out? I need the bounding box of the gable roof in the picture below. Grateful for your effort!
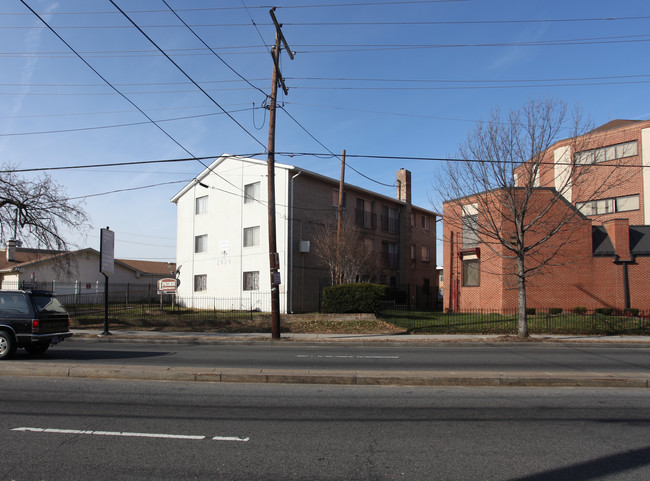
[587,119,644,135]
[0,247,174,276]
[592,225,650,257]
[170,153,440,217]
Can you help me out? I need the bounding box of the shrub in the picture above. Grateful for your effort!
[322,283,389,314]
[572,306,587,315]
[595,307,614,316]
[525,307,536,315]
[548,307,563,315]
[624,308,640,317]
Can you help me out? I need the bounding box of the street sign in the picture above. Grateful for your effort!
[99,228,114,276]
[157,278,178,295]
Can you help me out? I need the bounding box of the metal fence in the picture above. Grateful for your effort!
[379,307,650,335]
[61,292,273,329]
[5,281,160,303]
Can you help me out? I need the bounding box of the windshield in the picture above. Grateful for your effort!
[31,295,67,314]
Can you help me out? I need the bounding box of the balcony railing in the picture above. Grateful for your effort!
[355,209,377,229]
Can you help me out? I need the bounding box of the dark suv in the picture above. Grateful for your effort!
[0,290,72,359]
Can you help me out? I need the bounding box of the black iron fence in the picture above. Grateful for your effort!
[6,281,160,303]
[61,292,273,330]
[379,306,650,335]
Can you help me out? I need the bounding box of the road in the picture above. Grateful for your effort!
[10,340,650,374]
[1,377,649,480]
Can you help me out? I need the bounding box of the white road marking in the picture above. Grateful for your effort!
[212,436,250,442]
[296,354,399,359]
[12,427,248,442]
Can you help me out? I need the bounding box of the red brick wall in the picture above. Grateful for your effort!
[443,188,650,311]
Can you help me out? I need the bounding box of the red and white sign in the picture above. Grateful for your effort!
[157,278,178,294]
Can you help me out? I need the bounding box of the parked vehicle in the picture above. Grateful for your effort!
[0,290,72,359]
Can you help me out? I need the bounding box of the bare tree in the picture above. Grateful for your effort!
[313,215,380,285]
[438,98,632,338]
[0,163,88,258]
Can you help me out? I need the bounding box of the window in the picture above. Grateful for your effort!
[410,213,416,228]
[616,195,640,212]
[332,189,347,208]
[243,226,260,247]
[194,234,208,253]
[195,195,208,215]
[462,253,479,287]
[421,215,430,231]
[382,242,399,268]
[576,194,640,216]
[243,271,259,291]
[381,205,399,233]
[194,274,207,292]
[355,198,376,229]
[462,214,479,249]
[410,245,416,260]
[421,246,430,262]
[575,141,638,165]
[244,182,260,204]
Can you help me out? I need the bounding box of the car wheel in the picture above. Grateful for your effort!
[0,330,17,360]
[25,342,51,355]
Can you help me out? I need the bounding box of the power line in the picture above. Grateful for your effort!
[278,105,396,188]
[18,0,207,166]
[107,0,266,150]
[0,107,261,137]
[1,1,466,16]
[8,149,647,176]
[68,180,191,200]
[5,13,650,25]
[160,0,268,98]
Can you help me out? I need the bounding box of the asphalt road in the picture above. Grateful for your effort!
[2,377,649,481]
[11,340,650,374]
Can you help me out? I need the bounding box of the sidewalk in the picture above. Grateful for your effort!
[69,329,650,345]
[1,329,647,389]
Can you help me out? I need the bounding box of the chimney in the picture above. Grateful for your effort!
[396,168,411,204]
[6,239,17,262]
[603,219,632,262]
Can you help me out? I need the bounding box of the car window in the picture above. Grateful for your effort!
[31,295,67,314]
[0,293,30,314]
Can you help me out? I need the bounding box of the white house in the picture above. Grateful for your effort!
[171,154,439,313]
[0,243,173,299]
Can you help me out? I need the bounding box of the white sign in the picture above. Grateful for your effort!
[157,278,178,294]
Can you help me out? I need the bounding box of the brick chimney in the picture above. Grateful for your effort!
[603,218,632,262]
[6,239,17,262]
[396,168,411,204]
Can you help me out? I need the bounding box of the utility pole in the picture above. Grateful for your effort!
[267,8,294,339]
[336,150,346,284]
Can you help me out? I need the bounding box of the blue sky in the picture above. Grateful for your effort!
[1,0,649,265]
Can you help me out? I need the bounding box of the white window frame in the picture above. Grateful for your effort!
[243,226,260,247]
[244,182,260,204]
[195,195,208,215]
[194,234,208,253]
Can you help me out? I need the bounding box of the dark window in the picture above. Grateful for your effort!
[462,258,479,287]
[462,214,479,249]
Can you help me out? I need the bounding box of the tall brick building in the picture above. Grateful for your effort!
[444,119,650,312]
[172,155,438,313]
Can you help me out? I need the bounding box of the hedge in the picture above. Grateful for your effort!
[322,283,389,313]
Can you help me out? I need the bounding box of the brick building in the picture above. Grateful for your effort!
[444,119,650,312]
[172,155,438,313]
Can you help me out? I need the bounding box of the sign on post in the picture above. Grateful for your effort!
[99,228,115,276]
[157,278,178,295]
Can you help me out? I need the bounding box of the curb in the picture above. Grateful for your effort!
[2,362,648,388]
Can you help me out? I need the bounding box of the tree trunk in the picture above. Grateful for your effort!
[517,256,529,338]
